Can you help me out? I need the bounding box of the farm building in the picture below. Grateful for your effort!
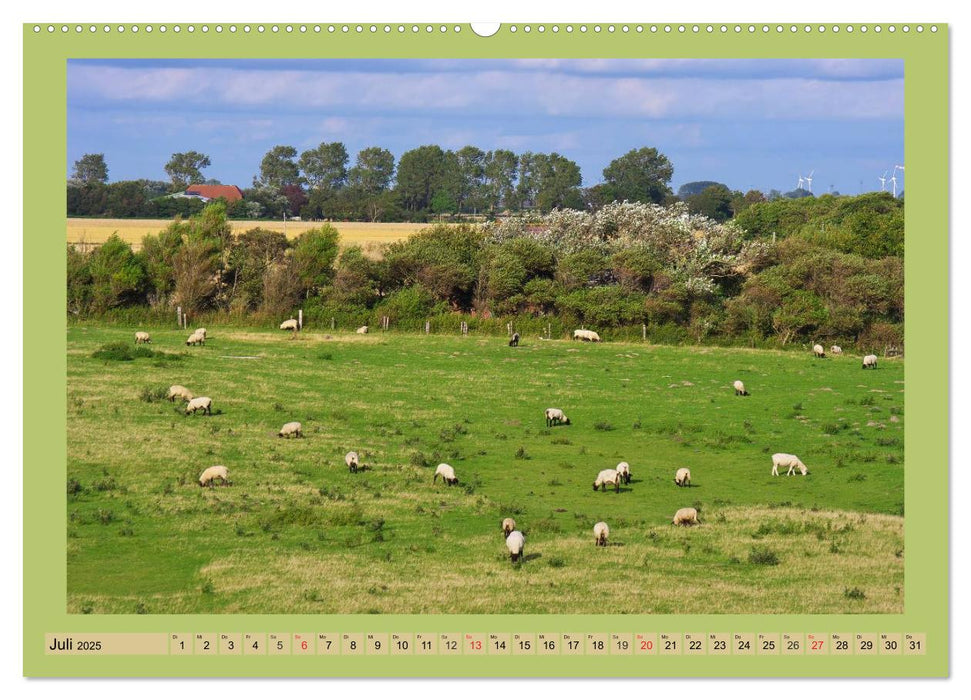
[182,184,244,202]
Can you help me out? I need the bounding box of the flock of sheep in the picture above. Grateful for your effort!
[131,323,884,566]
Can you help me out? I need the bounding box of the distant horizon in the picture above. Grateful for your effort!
[68,58,904,197]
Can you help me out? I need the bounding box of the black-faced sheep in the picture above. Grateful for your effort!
[185,331,205,346]
[771,452,807,476]
[278,421,302,438]
[733,380,749,396]
[545,408,570,427]
[345,451,360,472]
[134,331,151,344]
[593,521,609,546]
[672,507,699,526]
[573,329,601,342]
[502,517,516,537]
[862,354,878,369]
[813,343,826,358]
[199,465,230,487]
[593,469,622,493]
[509,332,520,347]
[185,396,213,415]
[280,319,299,331]
[675,467,691,487]
[831,345,843,355]
[434,463,458,485]
[506,530,525,562]
[615,462,631,484]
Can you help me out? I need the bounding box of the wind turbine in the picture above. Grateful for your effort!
[797,175,806,191]
[878,171,888,191]
[892,165,904,197]
[804,170,815,194]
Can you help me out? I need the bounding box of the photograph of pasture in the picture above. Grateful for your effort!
[66,59,904,614]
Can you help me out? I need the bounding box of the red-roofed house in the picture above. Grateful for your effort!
[183,184,244,202]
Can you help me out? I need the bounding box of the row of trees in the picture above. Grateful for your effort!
[66,193,904,349]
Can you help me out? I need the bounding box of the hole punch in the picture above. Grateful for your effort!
[470,23,500,38]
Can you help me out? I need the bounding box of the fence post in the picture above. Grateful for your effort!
[642,324,647,340]
[182,312,187,329]
[425,320,430,335]
[298,309,303,331]
[176,306,182,328]
[331,317,335,330]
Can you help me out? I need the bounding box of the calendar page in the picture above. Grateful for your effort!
[24,21,948,677]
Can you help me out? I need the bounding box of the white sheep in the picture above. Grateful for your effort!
[185,331,205,346]
[199,465,230,487]
[675,467,691,487]
[771,453,808,476]
[167,385,193,403]
[433,463,458,485]
[831,345,843,355]
[280,319,299,331]
[278,421,302,438]
[506,530,525,562]
[356,326,369,334]
[502,517,516,537]
[813,343,826,358]
[185,396,213,415]
[733,380,749,396]
[194,328,207,340]
[545,408,570,427]
[593,521,609,547]
[615,461,631,485]
[862,354,878,369]
[345,451,360,472]
[134,331,151,344]
[672,507,699,526]
[573,329,601,342]
[593,468,622,493]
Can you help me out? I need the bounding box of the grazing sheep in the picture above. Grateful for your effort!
[185,331,205,346]
[831,345,843,355]
[593,469,622,493]
[167,385,194,403]
[545,408,570,427]
[674,467,691,487]
[813,343,826,358]
[771,452,808,476]
[615,461,631,485]
[185,396,213,415]
[198,465,230,487]
[509,332,520,347]
[278,421,302,438]
[672,507,699,526]
[862,354,878,369]
[502,517,516,537]
[733,380,749,396]
[280,319,299,331]
[134,331,151,344]
[573,329,601,342]
[506,530,525,562]
[345,451,360,473]
[593,521,609,547]
[356,326,369,334]
[433,463,458,485]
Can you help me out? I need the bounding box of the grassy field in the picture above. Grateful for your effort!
[66,326,904,614]
[67,219,428,251]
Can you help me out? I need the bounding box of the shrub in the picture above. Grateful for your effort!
[748,546,780,566]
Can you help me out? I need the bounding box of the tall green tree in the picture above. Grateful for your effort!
[299,142,349,191]
[164,151,211,190]
[255,145,302,189]
[73,153,108,184]
[686,184,734,222]
[455,146,487,213]
[513,152,540,211]
[483,149,518,213]
[395,145,447,212]
[347,147,396,194]
[602,147,674,204]
[535,153,583,212]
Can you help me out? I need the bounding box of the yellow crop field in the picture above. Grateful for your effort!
[67,218,431,251]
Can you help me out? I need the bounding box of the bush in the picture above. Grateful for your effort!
[748,546,780,566]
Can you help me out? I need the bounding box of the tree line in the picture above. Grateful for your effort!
[67,192,904,350]
[68,145,782,223]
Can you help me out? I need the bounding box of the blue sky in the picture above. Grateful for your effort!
[67,58,904,196]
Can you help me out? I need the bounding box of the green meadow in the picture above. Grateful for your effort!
[66,326,904,614]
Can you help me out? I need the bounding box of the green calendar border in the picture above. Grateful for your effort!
[23,22,949,678]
